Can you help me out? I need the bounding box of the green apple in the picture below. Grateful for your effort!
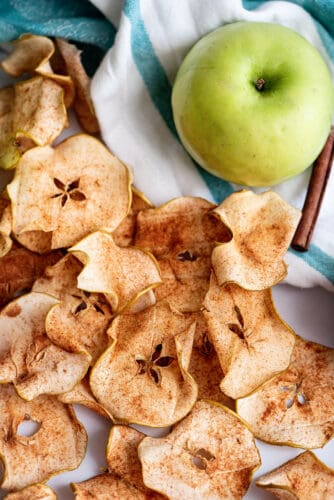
[172,22,334,186]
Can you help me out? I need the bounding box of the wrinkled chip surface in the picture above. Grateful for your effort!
[0,383,87,491]
[0,243,62,306]
[256,451,334,499]
[237,336,334,448]
[0,77,67,170]
[134,197,230,311]
[90,301,197,427]
[14,230,53,254]
[4,483,57,499]
[212,190,301,290]
[70,231,162,314]
[1,34,74,107]
[0,292,90,400]
[8,134,132,248]
[1,34,55,77]
[139,400,261,499]
[33,254,111,363]
[203,274,295,398]
[58,376,110,419]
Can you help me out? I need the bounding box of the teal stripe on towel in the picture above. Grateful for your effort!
[123,0,234,203]
[290,244,334,285]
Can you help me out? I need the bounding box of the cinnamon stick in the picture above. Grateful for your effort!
[291,127,334,252]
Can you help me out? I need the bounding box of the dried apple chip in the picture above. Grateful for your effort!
[8,134,132,248]
[55,38,99,134]
[0,77,67,170]
[4,483,57,499]
[0,292,90,400]
[0,243,62,306]
[256,451,334,499]
[1,34,74,107]
[33,254,111,363]
[58,376,110,419]
[0,383,87,491]
[134,196,230,311]
[139,400,261,499]
[70,231,162,314]
[203,274,295,399]
[212,190,301,290]
[90,301,197,427]
[2,34,55,77]
[237,336,334,448]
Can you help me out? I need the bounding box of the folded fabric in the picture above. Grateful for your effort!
[0,0,333,290]
[90,0,334,291]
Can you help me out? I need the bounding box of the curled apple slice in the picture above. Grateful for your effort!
[0,292,90,400]
[33,254,111,363]
[203,273,295,399]
[212,190,301,289]
[70,231,162,314]
[237,336,334,449]
[1,34,74,107]
[8,134,132,248]
[0,77,67,170]
[90,301,197,427]
[0,383,87,491]
[256,451,334,499]
[139,400,261,499]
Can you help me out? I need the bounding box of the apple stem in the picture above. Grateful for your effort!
[255,78,266,91]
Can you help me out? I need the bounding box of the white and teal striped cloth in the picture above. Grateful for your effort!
[91,0,334,291]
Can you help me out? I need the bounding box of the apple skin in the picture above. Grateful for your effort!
[172,22,334,186]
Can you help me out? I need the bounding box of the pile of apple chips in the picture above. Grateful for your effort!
[0,35,334,500]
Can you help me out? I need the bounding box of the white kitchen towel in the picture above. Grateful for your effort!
[90,0,334,290]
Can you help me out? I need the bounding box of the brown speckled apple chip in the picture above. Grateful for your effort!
[237,336,334,449]
[0,292,90,400]
[90,301,197,427]
[33,254,111,363]
[212,190,301,289]
[4,483,57,500]
[0,383,87,492]
[203,273,295,399]
[1,34,74,106]
[8,134,132,248]
[0,77,67,170]
[256,451,334,499]
[70,231,162,314]
[139,400,261,499]
[134,196,230,311]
